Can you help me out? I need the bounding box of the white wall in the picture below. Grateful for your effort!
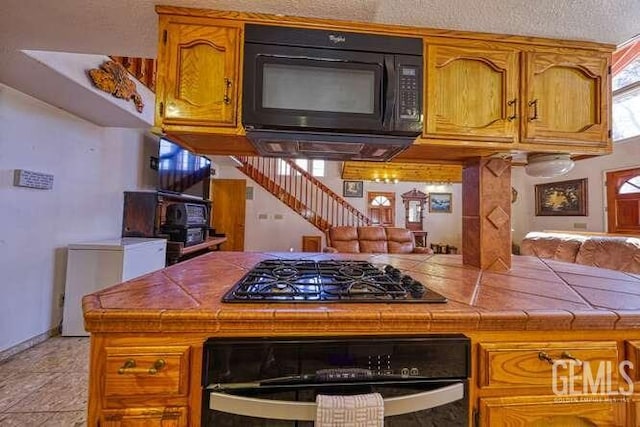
[214,158,462,251]
[0,84,148,352]
[512,137,640,244]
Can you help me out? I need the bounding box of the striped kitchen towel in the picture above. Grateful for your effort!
[315,393,384,427]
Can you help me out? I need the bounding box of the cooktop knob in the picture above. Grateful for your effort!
[409,280,425,298]
[384,265,402,278]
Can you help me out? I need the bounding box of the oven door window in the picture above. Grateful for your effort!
[205,380,467,426]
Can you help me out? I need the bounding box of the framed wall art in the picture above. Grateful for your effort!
[343,180,363,198]
[429,192,452,213]
[535,178,588,216]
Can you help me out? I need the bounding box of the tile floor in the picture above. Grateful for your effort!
[0,337,89,426]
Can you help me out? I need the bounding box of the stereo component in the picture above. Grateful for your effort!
[161,225,208,247]
[165,203,208,227]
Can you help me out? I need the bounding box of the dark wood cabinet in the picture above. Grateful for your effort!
[122,191,224,264]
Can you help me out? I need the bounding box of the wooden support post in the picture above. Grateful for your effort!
[462,158,512,271]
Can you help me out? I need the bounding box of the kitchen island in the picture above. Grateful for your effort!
[83,251,640,426]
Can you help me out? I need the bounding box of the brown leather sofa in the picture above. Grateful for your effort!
[520,231,640,273]
[324,226,432,254]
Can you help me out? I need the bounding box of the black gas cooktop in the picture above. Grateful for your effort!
[222,259,447,303]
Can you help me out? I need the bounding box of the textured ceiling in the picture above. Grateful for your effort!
[1,0,637,129]
[1,0,639,59]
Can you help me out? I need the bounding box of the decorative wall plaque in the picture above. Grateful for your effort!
[88,60,144,112]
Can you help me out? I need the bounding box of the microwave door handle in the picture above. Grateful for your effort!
[382,55,396,131]
[209,382,463,421]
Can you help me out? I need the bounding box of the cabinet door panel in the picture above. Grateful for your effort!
[478,341,619,391]
[424,44,518,142]
[480,396,626,427]
[522,51,610,146]
[161,22,239,127]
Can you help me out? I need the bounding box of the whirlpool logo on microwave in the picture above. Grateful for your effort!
[328,34,346,44]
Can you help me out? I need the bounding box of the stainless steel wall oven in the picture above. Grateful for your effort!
[202,334,470,426]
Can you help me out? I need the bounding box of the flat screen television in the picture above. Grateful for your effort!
[157,138,211,199]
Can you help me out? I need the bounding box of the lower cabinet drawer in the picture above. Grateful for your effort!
[101,406,188,426]
[104,346,190,397]
[478,341,620,391]
[479,396,626,426]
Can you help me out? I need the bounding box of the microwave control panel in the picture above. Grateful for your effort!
[398,66,420,121]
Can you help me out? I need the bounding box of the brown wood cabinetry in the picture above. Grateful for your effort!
[522,51,610,147]
[423,40,611,153]
[476,340,627,426]
[478,341,620,391]
[89,336,203,426]
[99,345,191,426]
[101,407,188,426]
[479,396,626,426]
[155,14,242,134]
[104,346,190,397]
[153,7,614,162]
[424,43,519,143]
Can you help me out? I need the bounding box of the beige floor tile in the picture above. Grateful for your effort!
[0,410,85,426]
[7,372,87,413]
[0,372,61,412]
[0,337,88,374]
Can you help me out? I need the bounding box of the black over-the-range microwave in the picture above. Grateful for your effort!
[242,24,424,161]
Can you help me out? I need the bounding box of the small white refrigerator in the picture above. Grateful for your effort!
[62,237,167,336]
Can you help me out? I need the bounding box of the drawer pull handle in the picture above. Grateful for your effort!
[507,98,517,121]
[223,78,232,105]
[528,99,539,121]
[561,352,582,365]
[118,358,166,375]
[538,351,554,364]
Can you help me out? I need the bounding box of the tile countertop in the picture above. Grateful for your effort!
[82,252,640,333]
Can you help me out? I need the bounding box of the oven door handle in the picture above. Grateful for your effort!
[209,382,463,421]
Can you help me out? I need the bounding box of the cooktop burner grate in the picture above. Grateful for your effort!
[222,260,447,303]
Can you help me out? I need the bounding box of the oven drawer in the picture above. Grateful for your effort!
[478,341,619,390]
[104,346,190,397]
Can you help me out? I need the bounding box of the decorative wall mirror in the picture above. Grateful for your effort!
[401,189,428,231]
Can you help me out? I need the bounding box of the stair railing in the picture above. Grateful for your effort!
[233,156,371,231]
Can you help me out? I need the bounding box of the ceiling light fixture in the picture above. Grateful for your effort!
[524,153,575,178]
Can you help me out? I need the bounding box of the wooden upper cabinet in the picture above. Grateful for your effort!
[521,50,610,147]
[424,43,519,143]
[156,17,241,129]
[422,41,611,153]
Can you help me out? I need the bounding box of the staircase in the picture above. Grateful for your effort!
[110,56,156,92]
[234,156,372,232]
